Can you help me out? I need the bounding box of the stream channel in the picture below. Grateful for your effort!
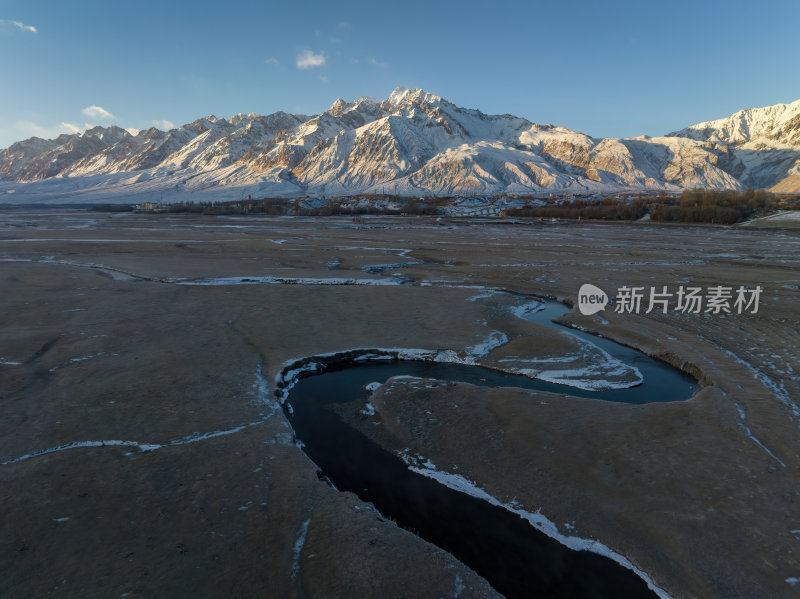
[283,298,698,598]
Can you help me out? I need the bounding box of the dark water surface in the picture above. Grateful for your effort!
[284,299,696,598]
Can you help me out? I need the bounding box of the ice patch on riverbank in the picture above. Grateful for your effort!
[399,452,672,599]
[532,367,642,391]
[495,337,643,391]
[509,300,545,319]
[467,289,501,302]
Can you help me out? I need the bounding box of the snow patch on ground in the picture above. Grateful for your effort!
[2,416,277,465]
[361,261,420,274]
[2,364,279,465]
[750,211,800,224]
[2,440,163,464]
[254,360,281,412]
[176,275,405,286]
[49,352,107,372]
[291,518,312,581]
[465,330,508,358]
[721,347,800,422]
[452,573,466,597]
[727,393,786,467]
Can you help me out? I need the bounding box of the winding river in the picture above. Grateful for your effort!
[281,297,698,598]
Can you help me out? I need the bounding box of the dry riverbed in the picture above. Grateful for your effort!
[1,210,798,598]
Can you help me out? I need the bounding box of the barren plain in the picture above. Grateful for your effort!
[1,210,798,598]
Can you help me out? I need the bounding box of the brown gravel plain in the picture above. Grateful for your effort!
[0,210,798,598]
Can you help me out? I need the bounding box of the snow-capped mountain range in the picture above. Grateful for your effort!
[2,88,799,204]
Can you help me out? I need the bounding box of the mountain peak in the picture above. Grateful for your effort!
[229,112,258,125]
[386,87,442,107]
[387,87,410,104]
[81,125,130,142]
[327,97,348,116]
[670,98,800,146]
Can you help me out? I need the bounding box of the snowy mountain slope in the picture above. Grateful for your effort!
[669,98,800,190]
[1,126,128,182]
[1,89,799,203]
[670,99,800,147]
[0,137,60,180]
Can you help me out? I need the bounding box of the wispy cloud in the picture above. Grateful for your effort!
[60,122,81,134]
[369,58,388,68]
[14,121,81,140]
[81,105,115,121]
[1,19,38,33]
[152,119,175,130]
[296,49,325,69]
[337,21,352,32]
[265,57,279,66]
[320,75,329,83]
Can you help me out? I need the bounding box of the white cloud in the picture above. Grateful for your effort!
[59,122,81,134]
[152,119,175,130]
[81,105,115,121]
[350,58,360,64]
[265,57,279,66]
[1,19,38,33]
[320,75,329,83]
[369,57,388,68]
[296,49,325,69]
[329,37,341,44]
[337,21,352,31]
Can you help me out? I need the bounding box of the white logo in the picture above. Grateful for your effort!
[578,283,608,315]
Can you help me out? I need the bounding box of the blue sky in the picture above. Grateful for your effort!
[1,0,799,148]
